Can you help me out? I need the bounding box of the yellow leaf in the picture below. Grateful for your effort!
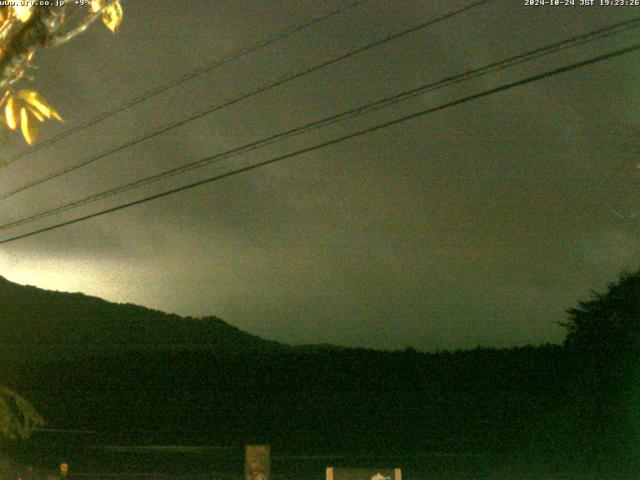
[11,5,32,22]
[4,96,17,130]
[20,108,37,145]
[89,0,104,13]
[0,7,10,34]
[18,90,61,121]
[102,1,123,33]
[26,105,44,122]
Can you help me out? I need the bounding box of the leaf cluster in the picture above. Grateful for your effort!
[0,1,123,145]
[1,89,61,144]
[0,385,44,439]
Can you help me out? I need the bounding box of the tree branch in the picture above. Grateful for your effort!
[49,12,100,47]
[0,7,64,89]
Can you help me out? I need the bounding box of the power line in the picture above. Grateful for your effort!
[0,17,637,231]
[0,43,637,246]
[0,0,491,200]
[0,0,368,168]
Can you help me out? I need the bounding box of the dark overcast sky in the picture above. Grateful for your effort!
[0,0,638,351]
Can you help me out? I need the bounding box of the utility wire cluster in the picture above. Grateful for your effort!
[0,0,637,245]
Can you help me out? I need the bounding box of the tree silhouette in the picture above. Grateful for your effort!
[561,268,640,450]
[562,269,640,356]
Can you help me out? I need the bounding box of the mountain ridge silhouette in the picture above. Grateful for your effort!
[0,275,286,355]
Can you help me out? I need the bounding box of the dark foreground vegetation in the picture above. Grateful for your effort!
[0,270,639,478]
